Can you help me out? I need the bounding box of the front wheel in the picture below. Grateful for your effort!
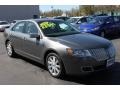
[46,53,65,78]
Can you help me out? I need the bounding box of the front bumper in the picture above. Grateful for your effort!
[62,55,115,75]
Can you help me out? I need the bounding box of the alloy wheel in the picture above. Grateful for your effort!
[47,55,61,76]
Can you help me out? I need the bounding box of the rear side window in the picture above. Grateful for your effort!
[12,22,26,33]
[24,22,38,34]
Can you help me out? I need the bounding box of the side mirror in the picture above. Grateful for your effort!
[30,33,40,39]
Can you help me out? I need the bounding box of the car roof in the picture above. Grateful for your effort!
[18,18,64,23]
[54,16,68,18]
[0,21,8,22]
[71,16,84,18]
[98,16,111,17]
[91,16,111,19]
[94,16,120,18]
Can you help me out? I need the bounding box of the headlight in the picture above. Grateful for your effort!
[66,48,91,57]
[92,27,99,31]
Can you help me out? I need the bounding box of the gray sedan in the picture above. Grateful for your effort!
[4,19,115,78]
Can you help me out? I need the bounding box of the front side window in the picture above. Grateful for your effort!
[38,20,80,37]
[24,22,38,34]
[12,22,25,33]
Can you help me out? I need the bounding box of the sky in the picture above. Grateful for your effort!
[39,5,78,12]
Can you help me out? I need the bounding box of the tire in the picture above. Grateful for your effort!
[46,53,65,78]
[6,41,16,57]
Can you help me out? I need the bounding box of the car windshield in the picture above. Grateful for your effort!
[0,21,8,25]
[87,16,107,24]
[38,20,80,37]
[66,18,79,23]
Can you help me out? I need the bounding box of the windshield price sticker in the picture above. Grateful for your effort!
[39,22,56,30]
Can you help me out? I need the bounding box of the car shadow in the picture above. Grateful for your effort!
[61,62,120,85]
[14,54,120,85]
[13,54,47,70]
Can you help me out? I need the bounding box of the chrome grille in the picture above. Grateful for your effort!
[89,48,109,61]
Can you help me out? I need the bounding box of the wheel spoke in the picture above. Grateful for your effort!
[55,68,59,74]
[49,57,53,61]
[48,60,52,64]
[56,65,60,69]
[52,56,56,62]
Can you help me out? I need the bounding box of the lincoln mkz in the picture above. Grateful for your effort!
[4,19,115,78]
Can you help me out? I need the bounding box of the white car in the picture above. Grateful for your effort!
[0,21,10,32]
[66,16,89,29]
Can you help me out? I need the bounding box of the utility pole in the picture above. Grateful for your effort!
[51,6,54,17]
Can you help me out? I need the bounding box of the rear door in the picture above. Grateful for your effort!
[10,21,26,52]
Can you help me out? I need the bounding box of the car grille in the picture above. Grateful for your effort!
[89,48,110,61]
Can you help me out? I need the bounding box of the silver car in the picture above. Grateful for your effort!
[4,19,115,78]
[0,21,10,32]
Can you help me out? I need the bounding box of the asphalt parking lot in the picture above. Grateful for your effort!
[0,33,120,85]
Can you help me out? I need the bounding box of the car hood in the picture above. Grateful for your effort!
[48,33,111,49]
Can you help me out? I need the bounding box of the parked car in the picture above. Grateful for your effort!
[11,20,21,25]
[53,16,70,21]
[79,16,120,37]
[0,21,10,32]
[67,16,89,29]
[4,19,115,78]
[66,16,83,24]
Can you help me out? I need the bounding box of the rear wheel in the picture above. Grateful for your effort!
[46,53,65,78]
[6,41,16,57]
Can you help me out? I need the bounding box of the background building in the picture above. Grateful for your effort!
[0,5,40,22]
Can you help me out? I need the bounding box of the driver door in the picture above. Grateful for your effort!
[22,21,44,62]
